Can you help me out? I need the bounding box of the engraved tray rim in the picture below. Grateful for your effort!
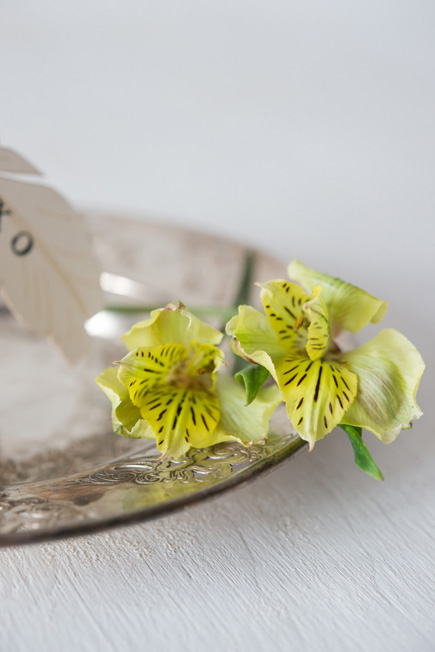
[0,436,306,547]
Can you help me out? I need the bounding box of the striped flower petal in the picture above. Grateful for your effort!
[118,343,188,406]
[303,286,331,361]
[276,354,358,449]
[258,280,309,351]
[339,329,424,443]
[117,340,225,457]
[140,384,220,458]
[288,260,388,335]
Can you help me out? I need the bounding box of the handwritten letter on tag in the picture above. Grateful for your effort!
[0,146,103,362]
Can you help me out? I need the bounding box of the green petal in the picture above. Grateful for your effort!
[288,260,388,335]
[226,305,287,381]
[210,374,282,444]
[95,367,154,439]
[122,301,223,351]
[339,329,424,443]
[276,354,358,449]
[304,286,331,361]
[258,280,309,351]
[140,384,220,457]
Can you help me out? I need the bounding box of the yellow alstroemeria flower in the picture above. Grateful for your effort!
[226,261,425,450]
[96,301,281,458]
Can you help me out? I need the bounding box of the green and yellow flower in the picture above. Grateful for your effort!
[96,301,281,458]
[226,261,424,450]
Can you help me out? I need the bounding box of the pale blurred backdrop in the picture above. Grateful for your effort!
[2,0,435,278]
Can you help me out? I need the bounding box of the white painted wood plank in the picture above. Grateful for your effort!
[1,421,434,652]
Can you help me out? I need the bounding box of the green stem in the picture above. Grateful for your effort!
[105,304,237,321]
[231,251,256,374]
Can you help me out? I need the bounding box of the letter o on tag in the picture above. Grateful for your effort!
[11,231,34,256]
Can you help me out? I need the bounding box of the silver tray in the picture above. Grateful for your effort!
[0,214,305,546]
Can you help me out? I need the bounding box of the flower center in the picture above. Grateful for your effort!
[166,359,214,392]
[165,343,219,392]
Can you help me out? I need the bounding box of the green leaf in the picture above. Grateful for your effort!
[235,363,270,406]
[340,424,384,481]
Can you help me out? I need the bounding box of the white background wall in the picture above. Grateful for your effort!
[2,1,435,276]
[1,2,435,650]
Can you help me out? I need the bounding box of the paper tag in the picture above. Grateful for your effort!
[0,146,103,362]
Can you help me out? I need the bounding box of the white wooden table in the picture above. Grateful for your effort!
[1,2,434,649]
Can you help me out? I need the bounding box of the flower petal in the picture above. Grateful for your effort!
[339,329,424,443]
[303,286,331,361]
[117,341,224,456]
[141,385,220,457]
[118,343,187,406]
[95,366,154,438]
[226,305,287,381]
[207,374,282,445]
[276,354,357,449]
[288,260,388,335]
[122,301,223,351]
[186,341,225,387]
[258,280,309,351]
